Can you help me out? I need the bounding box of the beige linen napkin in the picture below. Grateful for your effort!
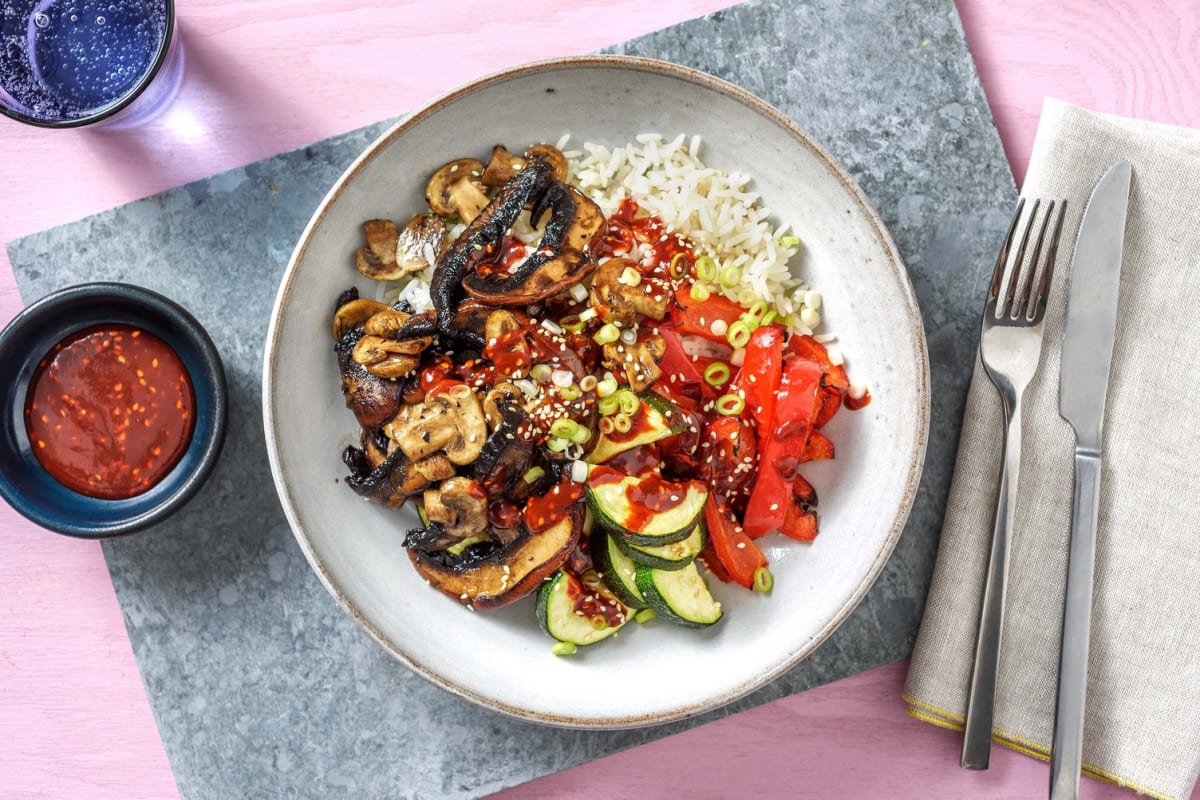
[904,98,1200,800]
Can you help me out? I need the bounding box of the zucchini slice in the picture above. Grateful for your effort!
[536,570,630,646]
[635,562,723,628]
[585,401,676,464]
[586,471,707,546]
[617,524,705,571]
[591,529,646,608]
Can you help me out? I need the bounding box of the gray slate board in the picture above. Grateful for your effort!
[6,0,1014,797]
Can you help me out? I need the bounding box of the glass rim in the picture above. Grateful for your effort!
[0,0,176,129]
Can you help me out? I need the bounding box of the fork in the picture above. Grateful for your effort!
[960,197,1067,770]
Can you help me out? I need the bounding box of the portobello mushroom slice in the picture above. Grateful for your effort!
[430,159,556,330]
[408,506,582,609]
[461,182,604,306]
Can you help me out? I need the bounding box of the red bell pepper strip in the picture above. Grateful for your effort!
[799,430,835,463]
[779,474,819,542]
[742,357,823,538]
[654,325,705,400]
[786,334,850,430]
[702,494,768,589]
[729,325,784,440]
[670,286,747,343]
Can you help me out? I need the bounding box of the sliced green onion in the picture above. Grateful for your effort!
[596,376,619,397]
[689,283,711,302]
[558,384,582,401]
[779,234,801,247]
[746,300,769,325]
[523,466,546,484]
[593,323,620,345]
[551,419,580,440]
[560,314,585,333]
[761,309,779,327]
[613,412,632,433]
[589,615,609,630]
[754,566,774,594]
[598,416,615,435]
[716,394,745,416]
[551,641,577,656]
[704,362,731,387]
[635,608,657,624]
[546,436,571,452]
[727,320,752,349]
[530,364,553,383]
[568,425,591,445]
[669,252,690,280]
[579,375,598,392]
[718,265,741,289]
[694,255,717,282]
[598,395,620,416]
[616,390,640,415]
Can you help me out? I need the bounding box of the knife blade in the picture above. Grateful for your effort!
[1049,159,1132,800]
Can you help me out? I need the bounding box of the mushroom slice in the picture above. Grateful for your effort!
[423,477,488,540]
[525,144,568,182]
[385,384,488,466]
[407,505,582,609]
[426,158,489,223]
[483,144,568,187]
[336,328,403,429]
[482,145,526,188]
[363,309,434,355]
[353,335,421,379]
[602,336,666,393]
[482,382,523,430]
[355,219,406,281]
[394,213,447,277]
[461,183,604,306]
[589,257,669,326]
[343,446,455,507]
[332,298,392,342]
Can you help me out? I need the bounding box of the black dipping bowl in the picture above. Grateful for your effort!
[0,283,227,538]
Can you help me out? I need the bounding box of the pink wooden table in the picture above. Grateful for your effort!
[1,1,1196,797]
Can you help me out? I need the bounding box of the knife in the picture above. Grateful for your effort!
[1050,159,1133,800]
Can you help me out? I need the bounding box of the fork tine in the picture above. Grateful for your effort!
[1027,200,1067,323]
[1003,198,1040,320]
[1014,200,1055,320]
[988,197,1026,311]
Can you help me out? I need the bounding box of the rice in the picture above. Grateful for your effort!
[565,132,815,324]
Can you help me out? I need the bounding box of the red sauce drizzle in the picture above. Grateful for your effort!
[24,324,195,499]
[604,403,662,444]
[602,444,661,477]
[598,199,694,278]
[564,571,627,629]
[523,478,585,533]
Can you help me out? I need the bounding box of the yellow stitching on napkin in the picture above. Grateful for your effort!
[900,693,1180,800]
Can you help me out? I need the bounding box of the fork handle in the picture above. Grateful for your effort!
[961,394,1023,770]
[1049,450,1102,800]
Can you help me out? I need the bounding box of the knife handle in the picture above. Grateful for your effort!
[1049,449,1102,800]
[961,396,1023,770]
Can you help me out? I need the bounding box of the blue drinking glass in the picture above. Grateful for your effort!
[0,0,182,128]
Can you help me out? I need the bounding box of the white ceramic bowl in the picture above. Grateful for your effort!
[264,55,929,727]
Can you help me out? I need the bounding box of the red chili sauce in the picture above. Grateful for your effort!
[566,571,627,629]
[523,478,586,533]
[24,324,196,500]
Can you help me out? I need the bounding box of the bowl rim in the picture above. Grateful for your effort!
[264,53,930,728]
[0,281,228,538]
